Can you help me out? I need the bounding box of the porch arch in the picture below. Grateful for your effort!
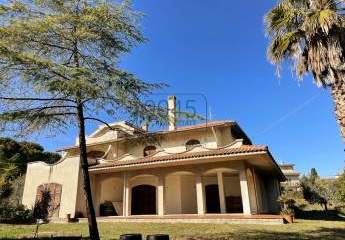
[165,171,197,214]
[129,174,159,188]
[99,177,123,216]
[203,169,243,214]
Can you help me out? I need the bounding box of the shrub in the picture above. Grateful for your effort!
[0,203,34,224]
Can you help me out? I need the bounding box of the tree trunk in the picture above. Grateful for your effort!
[77,104,100,240]
[331,80,345,139]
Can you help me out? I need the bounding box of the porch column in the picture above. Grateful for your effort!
[123,172,131,216]
[195,173,206,215]
[217,172,226,214]
[239,168,251,215]
[157,175,165,216]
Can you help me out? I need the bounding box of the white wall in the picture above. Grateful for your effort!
[224,176,241,197]
[100,177,123,203]
[165,175,182,214]
[22,157,80,218]
[180,175,197,214]
[165,174,197,214]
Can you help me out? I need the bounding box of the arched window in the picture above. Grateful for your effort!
[185,139,200,150]
[143,146,157,157]
[87,151,105,159]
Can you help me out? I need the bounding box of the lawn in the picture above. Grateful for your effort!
[0,220,345,240]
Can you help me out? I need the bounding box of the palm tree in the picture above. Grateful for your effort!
[265,0,345,138]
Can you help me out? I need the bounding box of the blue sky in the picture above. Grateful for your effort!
[14,1,345,176]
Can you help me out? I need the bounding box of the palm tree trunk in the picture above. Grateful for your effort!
[331,80,345,139]
[77,104,100,240]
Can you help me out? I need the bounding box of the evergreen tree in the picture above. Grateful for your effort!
[310,168,319,184]
[0,1,167,239]
[301,168,331,211]
[0,138,61,174]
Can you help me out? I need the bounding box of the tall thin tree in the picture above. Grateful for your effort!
[0,1,167,239]
[265,0,345,139]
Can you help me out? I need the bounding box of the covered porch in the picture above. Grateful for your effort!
[84,158,282,219]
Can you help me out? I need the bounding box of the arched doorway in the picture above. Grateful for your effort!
[205,184,220,213]
[35,183,62,218]
[131,185,156,215]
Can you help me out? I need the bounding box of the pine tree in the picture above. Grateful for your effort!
[0,1,167,239]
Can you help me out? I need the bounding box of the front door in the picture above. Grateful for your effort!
[205,184,221,213]
[131,185,156,215]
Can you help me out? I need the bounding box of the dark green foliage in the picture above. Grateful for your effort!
[7,174,26,206]
[0,138,60,201]
[0,203,34,224]
[0,138,61,174]
[337,170,345,204]
[310,168,319,184]
[300,168,339,211]
[33,189,52,221]
[0,0,168,137]
[0,1,170,238]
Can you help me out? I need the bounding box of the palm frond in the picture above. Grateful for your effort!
[268,30,304,64]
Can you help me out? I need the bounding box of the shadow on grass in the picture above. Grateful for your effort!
[0,237,88,240]
[295,209,345,221]
[178,227,345,240]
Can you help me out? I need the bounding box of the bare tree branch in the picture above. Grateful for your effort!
[84,117,116,131]
[22,105,78,112]
[0,97,76,103]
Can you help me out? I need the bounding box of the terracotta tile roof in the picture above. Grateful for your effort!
[89,145,268,170]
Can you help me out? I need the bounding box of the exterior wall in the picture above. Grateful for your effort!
[99,178,123,203]
[264,176,281,213]
[22,157,80,218]
[165,175,182,214]
[224,176,241,197]
[212,126,235,147]
[71,127,223,161]
[180,175,197,214]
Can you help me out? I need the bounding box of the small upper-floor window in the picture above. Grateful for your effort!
[143,145,157,157]
[87,151,105,159]
[185,139,200,150]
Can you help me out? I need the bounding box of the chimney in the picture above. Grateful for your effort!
[168,95,176,131]
[141,122,149,131]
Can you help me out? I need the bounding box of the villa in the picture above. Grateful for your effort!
[279,164,301,188]
[22,96,286,223]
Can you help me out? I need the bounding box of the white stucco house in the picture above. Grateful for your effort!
[279,163,301,188]
[22,96,286,223]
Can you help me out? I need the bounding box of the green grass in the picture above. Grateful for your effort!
[0,220,345,239]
